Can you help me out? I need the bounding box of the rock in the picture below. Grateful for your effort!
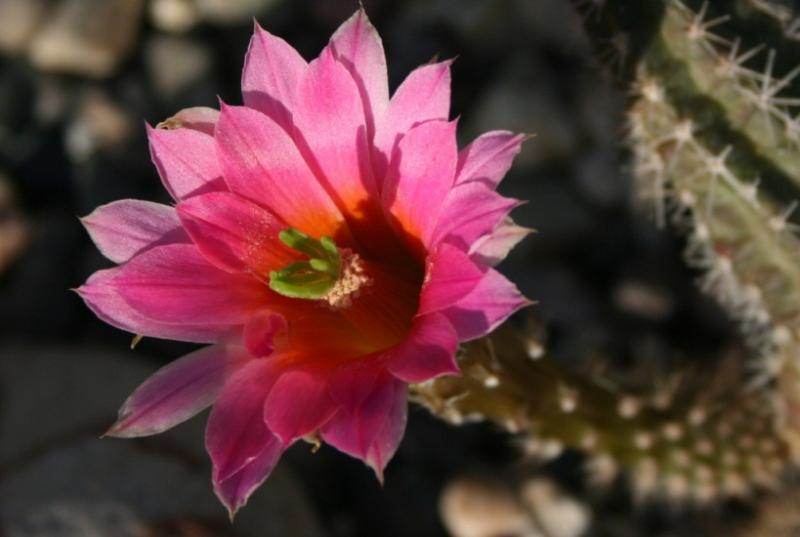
[149,0,200,33]
[65,90,135,161]
[519,479,590,537]
[612,279,675,321]
[145,36,213,98]
[0,0,48,55]
[440,479,541,537]
[0,345,324,537]
[0,174,29,275]
[195,0,279,25]
[28,0,145,78]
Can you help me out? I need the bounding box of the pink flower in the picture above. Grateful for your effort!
[78,9,529,517]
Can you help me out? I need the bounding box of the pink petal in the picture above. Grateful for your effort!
[264,368,338,444]
[241,23,308,132]
[293,46,396,256]
[322,371,408,480]
[326,364,381,410]
[295,46,378,201]
[442,269,531,341]
[374,60,452,175]
[105,344,248,438]
[384,119,458,245]
[77,270,236,343]
[456,131,526,187]
[329,8,389,138]
[177,191,294,275]
[214,434,285,519]
[243,311,287,358]
[470,220,532,267]
[430,182,521,251]
[386,312,459,382]
[214,103,348,240]
[147,124,226,200]
[101,244,268,325]
[418,243,486,316]
[206,359,279,483]
[81,199,188,264]
[157,106,220,135]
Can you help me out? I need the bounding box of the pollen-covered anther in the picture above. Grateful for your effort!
[323,250,371,309]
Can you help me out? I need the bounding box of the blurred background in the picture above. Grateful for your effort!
[0,0,753,535]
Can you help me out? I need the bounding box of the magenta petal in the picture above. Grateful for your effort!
[215,103,347,238]
[104,244,268,325]
[327,364,380,410]
[147,124,226,200]
[456,131,526,187]
[294,46,378,203]
[374,60,452,175]
[418,244,486,316]
[242,23,308,132]
[329,8,389,137]
[77,270,236,343]
[386,312,459,383]
[214,434,285,519]
[321,372,408,480]
[158,106,220,135]
[430,182,521,251]
[106,344,248,438]
[442,269,531,341]
[177,191,293,275]
[81,199,188,264]
[470,220,532,267]
[206,359,278,483]
[243,311,287,358]
[384,119,457,244]
[264,369,337,444]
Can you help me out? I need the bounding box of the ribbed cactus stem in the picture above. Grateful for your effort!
[411,327,790,503]
[624,1,800,461]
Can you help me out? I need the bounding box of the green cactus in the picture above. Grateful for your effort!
[412,323,790,503]
[414,0,800,504]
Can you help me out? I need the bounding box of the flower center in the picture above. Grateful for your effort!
[269,228,370,309]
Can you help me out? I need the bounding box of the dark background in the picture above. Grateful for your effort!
[0,0,742,535]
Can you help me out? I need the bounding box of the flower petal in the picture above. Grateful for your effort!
[456,131,526,187]
[384,119,458,246]
[215,103,348,240]
[77,270,236,343]
[329,8,389,138]
[147,124,226,200]
[264,367,337,444]
[101,244,268,325]
[442,269,530,341]
[430,182,521,251]
[214,434,285,520]
[294,46,398,258]
[386,312,459,382]
[157,106,219,135]
[418,243,485,316]
[374,60,452,175]
[244,311,288,358]
[82,199,188,264]
[206,359,279,483]
[242,23,308,132]
[321,371,407,481]
[470,220,532,267]
[177,191,295,275]
[105,344,248,438]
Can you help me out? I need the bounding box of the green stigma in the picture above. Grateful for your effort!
[269,228,342,300]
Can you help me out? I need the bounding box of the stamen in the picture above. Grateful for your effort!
[268,228,370,308]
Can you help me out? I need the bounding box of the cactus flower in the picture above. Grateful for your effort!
[78,9,529,517]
